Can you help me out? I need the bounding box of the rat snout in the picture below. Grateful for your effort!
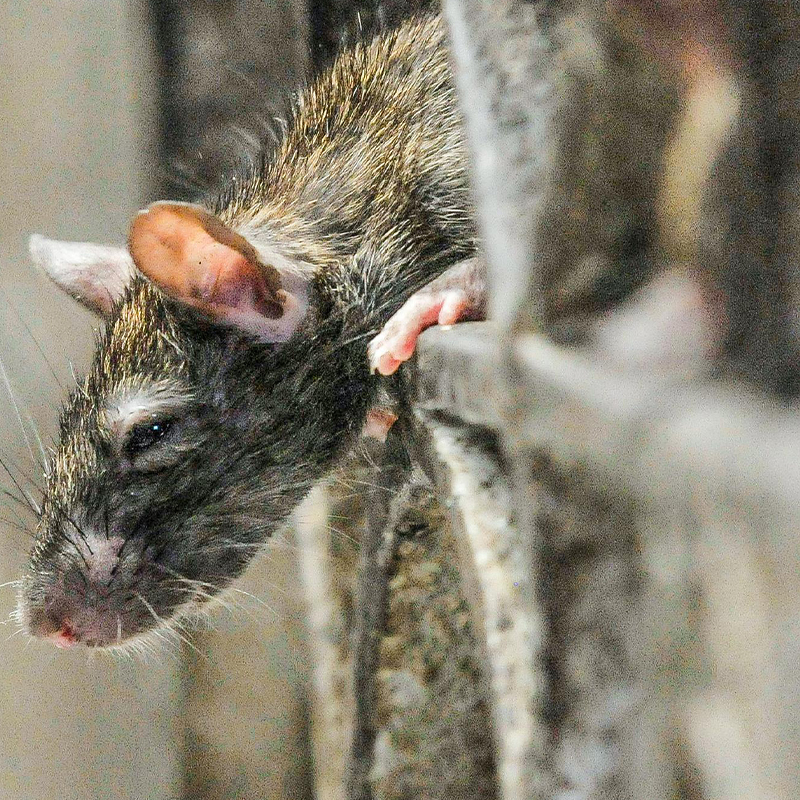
[24,526,194,648]
[24,533,156,648]
[27,577,129,649]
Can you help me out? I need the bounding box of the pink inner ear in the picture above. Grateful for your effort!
[192,240,282,319]
[129,202,283,321]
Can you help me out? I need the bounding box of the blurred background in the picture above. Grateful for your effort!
[0,1,426,797]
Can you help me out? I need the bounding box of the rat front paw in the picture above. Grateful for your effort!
[368,288,472,375]
[368,256,486,376]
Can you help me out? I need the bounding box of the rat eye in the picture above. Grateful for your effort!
[125,419,173,457]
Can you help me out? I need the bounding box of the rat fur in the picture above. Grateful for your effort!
[20,15,476,648]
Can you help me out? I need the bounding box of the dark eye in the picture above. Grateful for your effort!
[125,419,173,457]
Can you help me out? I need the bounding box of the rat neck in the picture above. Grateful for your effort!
[214,238,468,533]
[216,293,380,530]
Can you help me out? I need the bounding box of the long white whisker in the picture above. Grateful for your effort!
[227,587,278,617]
[24,411,48,468]
[0,353,36,468]
[134,592,205,659]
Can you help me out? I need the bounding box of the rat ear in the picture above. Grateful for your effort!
[28,235,136,316]
[129,201,307,341]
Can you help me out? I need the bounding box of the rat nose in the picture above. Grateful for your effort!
[24,531,135,646]
[25,558,128,647]
[26,601,81,647]
[29,596,122,648]
[49,622,79,649]
[23,532,189,647]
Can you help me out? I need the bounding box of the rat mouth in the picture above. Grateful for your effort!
[19,556,202,650]
[45,619,106,650]
[23,590,181,649]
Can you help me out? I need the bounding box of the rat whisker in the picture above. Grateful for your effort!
[0,486,36,516]
[153,563,223,592]
[139,622,178,658]
[161,574,265,622]
[325,524,360,545]
[193,540,265,554]
[326,510,364,521]
[23,411,48,470]
[356,443,384,473]
[171,613,214,639]
[167,582,224,606]
[227,587,280,615]
[177,583,253,619]
[58,507,94,554]
[0,286,65,391]
[337,476,399,494]
[5,627,26,642]
[102,499,111,542]
[135,592,205,659]
[60,532,92,574]
[0,456,40,516]
[121,636,160,665]
[0,353,37,469]
[0,448,46,494]
[0,516,36,538]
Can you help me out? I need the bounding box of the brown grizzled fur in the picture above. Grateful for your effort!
[22,15,476,647]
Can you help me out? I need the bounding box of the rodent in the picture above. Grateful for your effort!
[17,0,762,649]
[19,14,480,649]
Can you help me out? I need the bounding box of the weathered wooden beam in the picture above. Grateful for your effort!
[347,436,410,800]
[443,0,553,331]
[417,323,800,512]
[417,413,545,800]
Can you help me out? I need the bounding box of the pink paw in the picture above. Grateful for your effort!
[368,256,487,376]
[368,290,470,376]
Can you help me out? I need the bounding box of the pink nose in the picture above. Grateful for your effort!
[48,622,78,649]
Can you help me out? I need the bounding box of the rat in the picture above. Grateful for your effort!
[18,0,744,650]
[17,15,488,650]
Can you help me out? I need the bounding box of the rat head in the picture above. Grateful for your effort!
[19,203,314,650]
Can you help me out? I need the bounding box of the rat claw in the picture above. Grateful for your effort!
[370,344,402,376]
[368,295,443,375]
[367,343,392,376]
[367,341,384,374]
[368,257,487,375]
[437,291,468,326]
